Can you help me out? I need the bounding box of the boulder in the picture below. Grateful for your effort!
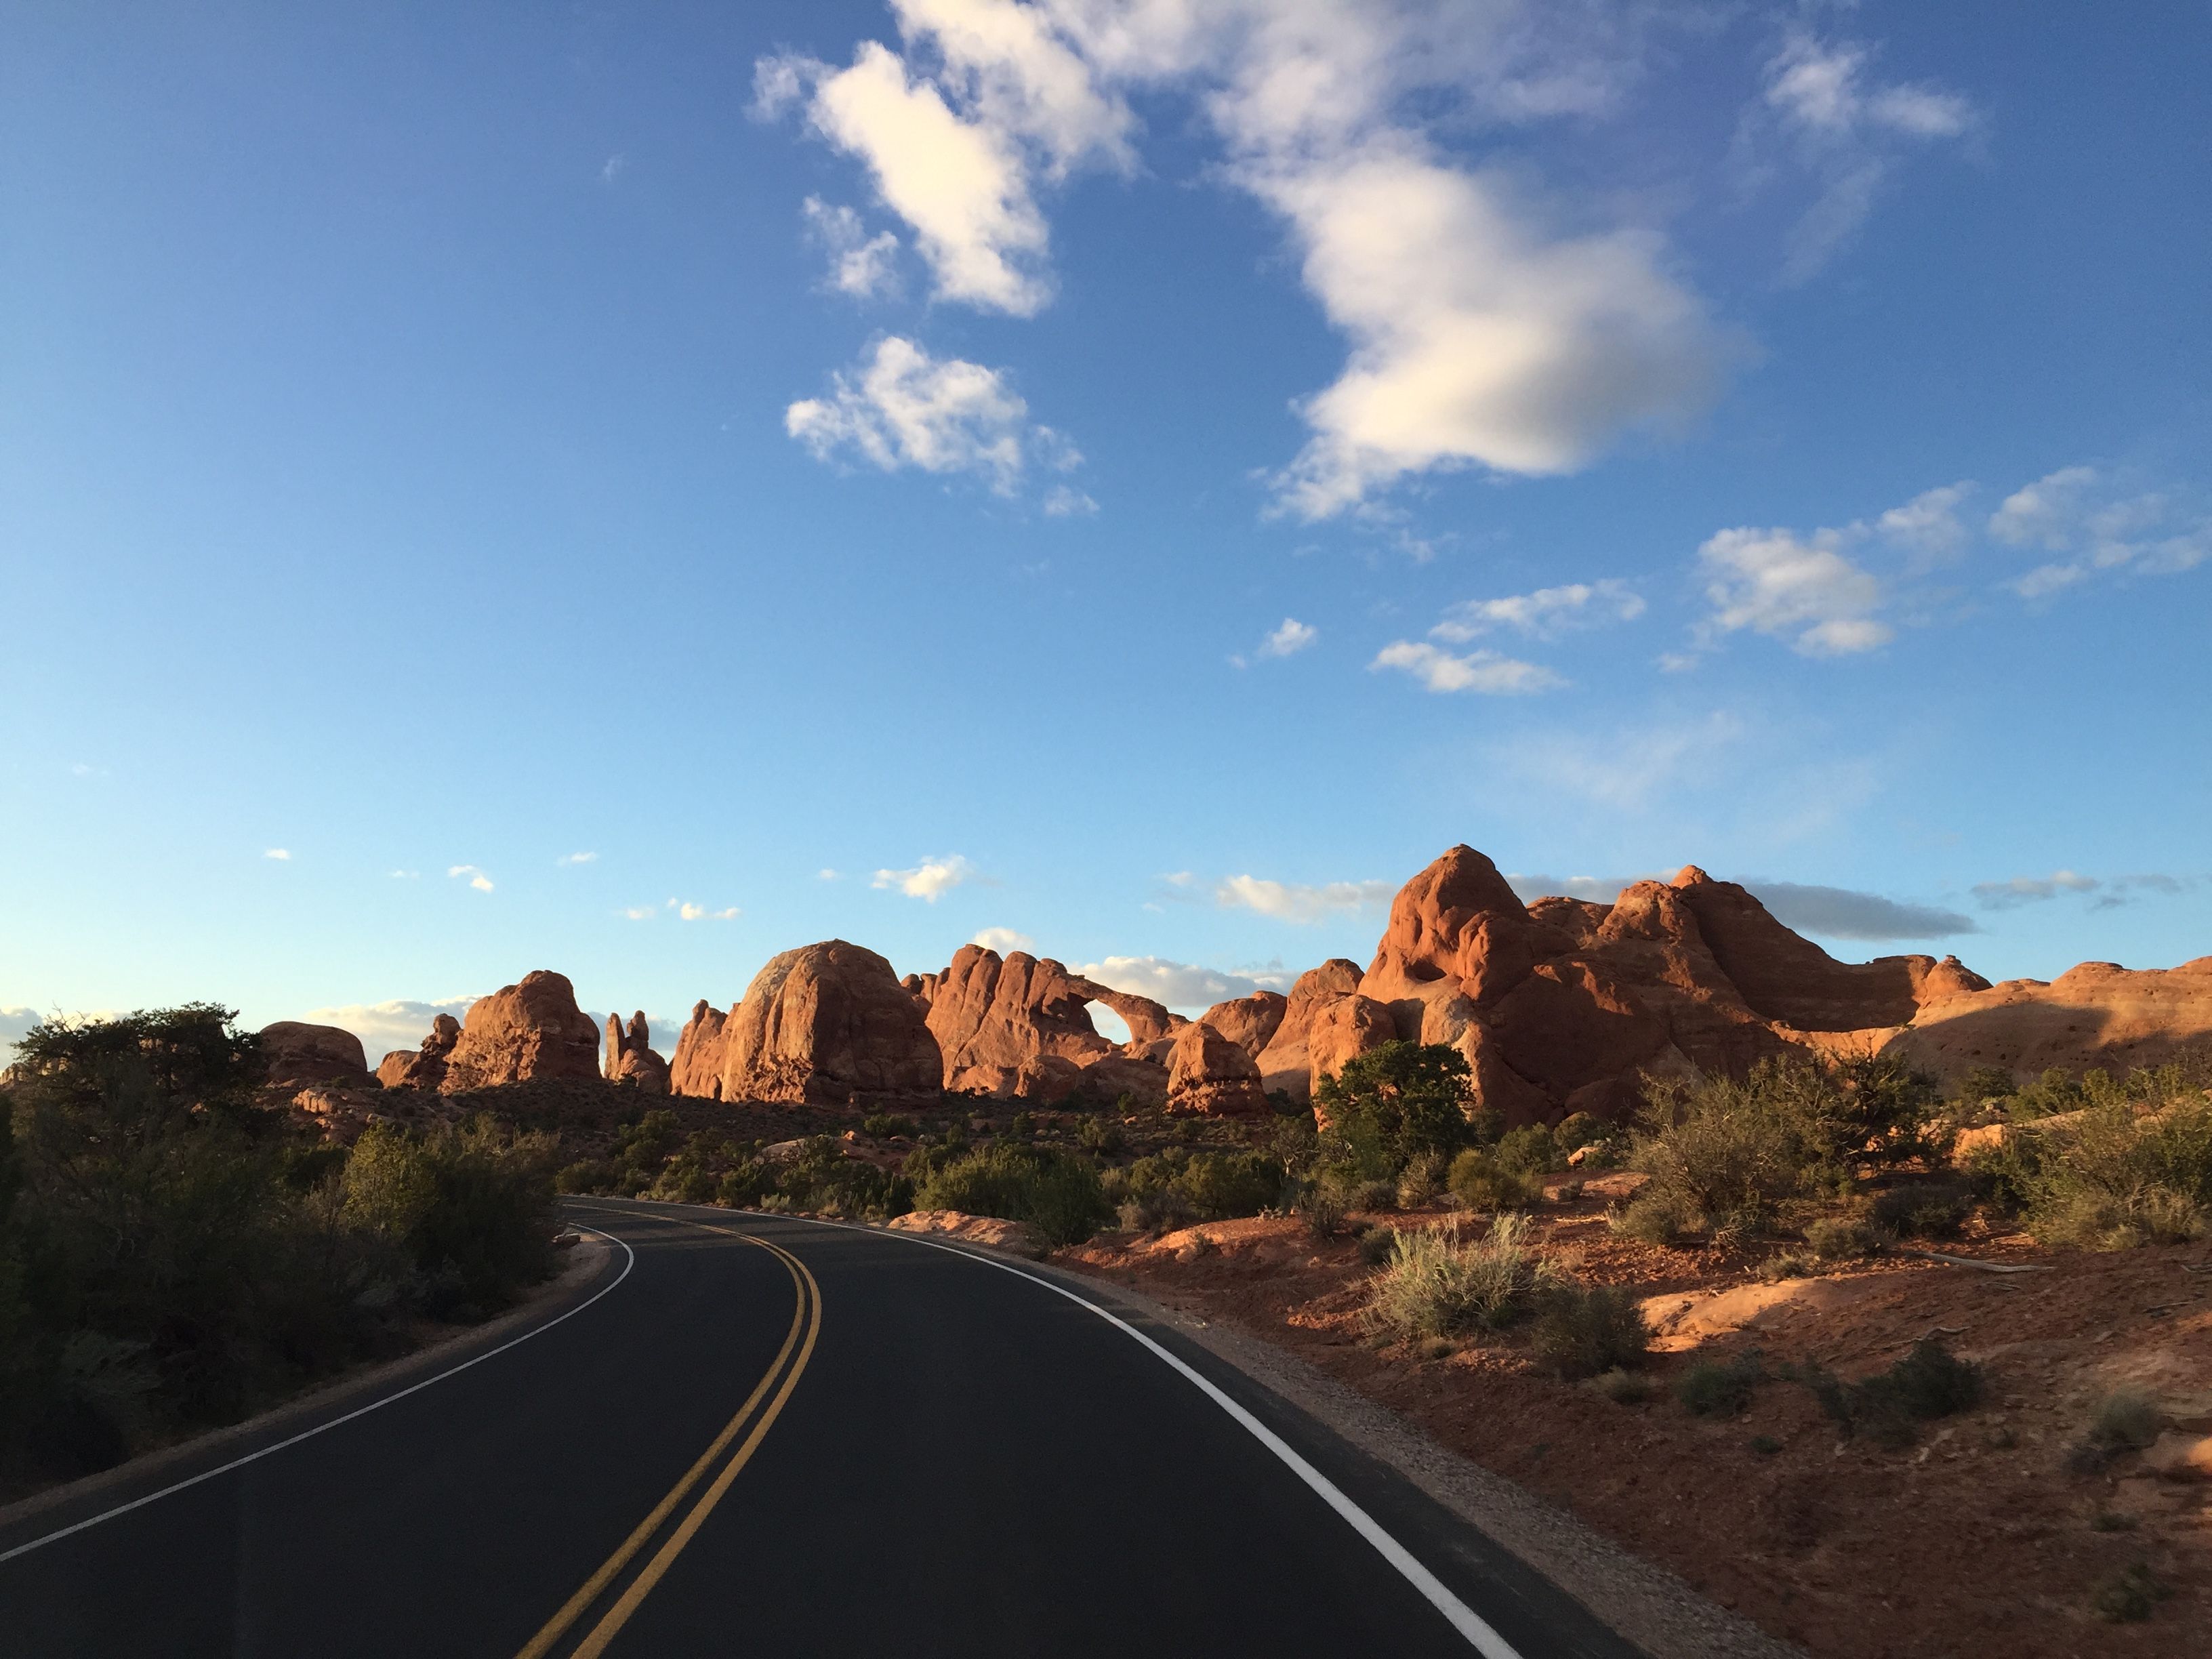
[884,1210,1046,1259]
[376,1013,459,1090]
[260,1021,369,1087]
[1164,1021,1269,1117]
[669,1000,731,1099]
[1887,957,2212,1087]
[1197,991,1288,1059]
[1303,992,1399,1089]
[720,940,944,1106]
[1256,960,1368,1100]
[603,1010,670,1093]
[442,972,602,1091]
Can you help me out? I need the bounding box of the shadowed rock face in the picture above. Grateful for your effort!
[1165,1021,1269,1117]
[443,972,602,1091]
[1885,957,2212,1084]
[603,1010,670,1093]
[720,940,943,1106]
[1257,960,1380,1101]
[260,1021,367,1088]
[1198,991,1288,1059]
[669,1000,729,1099]
[377,1013,459,1090]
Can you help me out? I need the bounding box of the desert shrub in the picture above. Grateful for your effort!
[1356,1225,1399,1265]
[861,1113,918,1140]
[1793,1338,1982,1448]
[1586,1367,1655,1404]
[914,1144,1109,1246]
[1553,1111,1600,1155]
[775,1137,912,1221]
[1532,1284,1649,1379]
[1118,1187,1197,1235]
[1954,1064,2018,1105]
[2089,1563,2167,1624]
[1868,1179,1975,1240]
[1315,1042,1477,1181]
[1076,1115,1124,1155]
[1446,1149,1540,1213]
[1365,1215,1563,1339]
[1267,1111,1320,1176]
[1675,1351,1765,1418]
[1396,1150,1446,1208]
[716,1160,771,1209]
[1758,1250,1820,1282]
[1177,1151,1284,1221]
[554,1159,614,1195]
[2072,1387,2163,1471]
[2021,1088,2212,1249]
[1608,1188,1699,1246]
[1492,1124,1559,1179]
[1803,1213,1883,1261]
[344,1117,558,1317]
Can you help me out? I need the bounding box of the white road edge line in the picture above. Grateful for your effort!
[0,1227,637,1567]
[661,1202,1523,1659]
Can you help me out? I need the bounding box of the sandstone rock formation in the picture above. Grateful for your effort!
[260,1021,368,1087]
[1198,991,1288,1059]
[1164,1021,1269,1117]
[1256,960,1393,1101]
[1885,958,2212,1086]
[603,1010,670,1092]
[377,1013,459,1090]
[669,1000,731,1099]
[441,972,601,1092]
[720,941,943,1106]
[906,946,1175,1101]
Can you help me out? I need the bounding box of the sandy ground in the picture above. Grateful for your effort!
[1063,1181,2212,1659]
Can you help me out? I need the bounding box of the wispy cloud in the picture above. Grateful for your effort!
[972,926,1034,953]
[1370,640,1564,694]
[1432,580,1643,643]
[1694,526,1891,657]
[787,335,1080,499]
[298,998,478,1061]
[1233,617,1318,668]
[802,195,903,298]
[1989,466,2209,598]
[874,854,977,902]
[264,848,291,861]
[1970,869,2192,912]
[676,901,741,922]
[448,865,495,893]
[1073,956,1292,1012]
[557,851,598,867]
[1746,880,1978,941]
[1216,873,1394,924]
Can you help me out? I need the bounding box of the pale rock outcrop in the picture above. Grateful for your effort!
[885,1210,1046,1258]
[720,940,943,1106]
[1256,960,1368,1100]
[260,1021,369,1087]
[1197,991,1288,1060]
[442,972,602,1092]
[669,1000,731,1099]
[603,1010,670,1092]
[377,1013,459,1090]
[1886,957,2212,1086]
[1164,1021,1269,1117]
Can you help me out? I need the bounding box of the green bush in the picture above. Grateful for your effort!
[1608,1188,1699,1245]
[1365,1215,1563,1338]
[914,1144,1109,1246]
[1076,1115,1124,1155]
[861,1113,918,1140]
[1396,1149,1446,1208]
[1954,1064,2018,1105]
[1315,1042,1477,1181]
[1804,1214,1883,1261]
[2089,1563,2167,1624]
[774,1137,912,1221]
[1446,1149,1540,1212]
[1675,1351,1764,1418]
[1868,1179,1974,1240]
[1492,1124,1559,1179]
[2020,1086,2212,1249]
[1176,1151,1284,1221]
[1793,1338,1983,1448]
[1532,1284,1649,1379]
[343,1118,558,1317]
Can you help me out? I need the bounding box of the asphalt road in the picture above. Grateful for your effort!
[0,1200,1645,1658]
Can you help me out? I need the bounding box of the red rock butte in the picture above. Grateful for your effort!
[289,844,2211,1124]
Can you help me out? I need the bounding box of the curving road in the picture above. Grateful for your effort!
[0,1200,1643,1658]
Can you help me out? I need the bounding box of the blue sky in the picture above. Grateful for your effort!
[3,1,2207,1062]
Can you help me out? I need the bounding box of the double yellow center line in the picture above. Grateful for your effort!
[517,1217,821,1659]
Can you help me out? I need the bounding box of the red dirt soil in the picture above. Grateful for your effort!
[1064,1184,2212,1659]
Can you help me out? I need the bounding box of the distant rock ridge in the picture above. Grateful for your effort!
[260,1021,367,1088]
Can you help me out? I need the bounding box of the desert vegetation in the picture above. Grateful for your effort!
[0,1007,557,1488]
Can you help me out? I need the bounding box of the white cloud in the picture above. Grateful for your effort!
[1989,466,2100,550]
[1744,880,1978,941]
[1506,872,1657,905]
[264,848,291,861]
[447,865,495,893]
[763,43,1054,314]
[971,926,1035,953]
[1233,616,1318,668]
[600,153,626,184]
[622,905,656,921]
[677,902,741,922]
[1370,640,1564,694]
[874,854,977,902]
[1042,483,1097,516]
[1215,874,1394,924]
[556,851,598,867]
[1431,579,1643,642]
[390,869,419,880]
[1490,711,1745,813]
[765,3,1727,516]
[1696,527,1891,656]
[1753,31,1978,282]
[1987,466,2211,596]
[802,196,903,298]
[1073,956,1292,1012]
[1876,481,1975,567]
[817,868,840,881]
[1258,140,1725,514]
[787,335,1076,497]
[1971,870,2102,909]
[297,998,478,1063]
